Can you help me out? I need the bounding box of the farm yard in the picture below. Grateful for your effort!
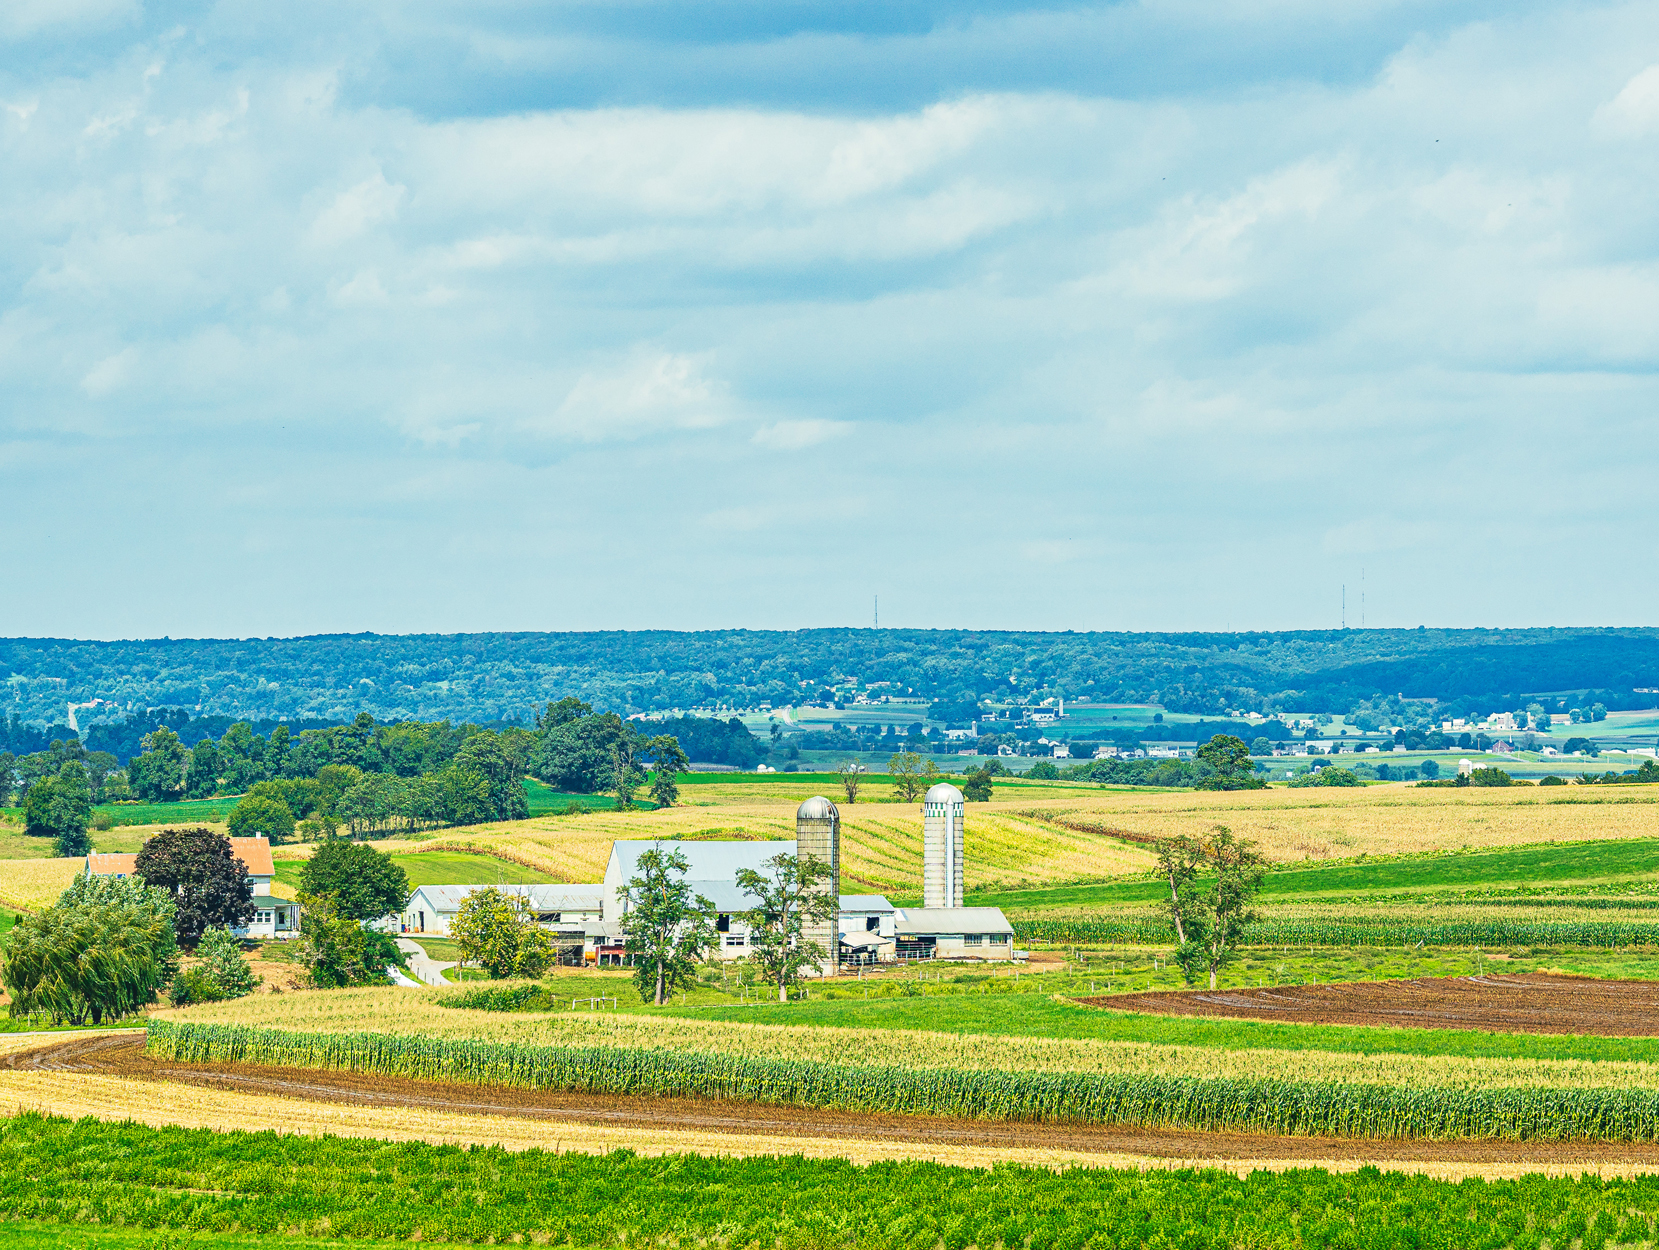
[11,776,1659,1244]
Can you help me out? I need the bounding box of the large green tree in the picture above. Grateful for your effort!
[292,892,404,988]
[134,826,256,948]
[24,760,93,857]
[620,843,716,1005]
[735,852,837,1003]
[300,840,411,921]
[128,727,190,802]
[227,793,296,844]
[451,887,553,979]
[1155,827,1266,989]
[1194,734,1267,791]
[533,710,638,794]
[3,875,179,1025]
[646,735,689,808]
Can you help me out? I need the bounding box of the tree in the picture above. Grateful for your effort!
[452,731,530,822]
[228,794,296,844]
[1154,828,1266,990]
[1025,761,1059,780]
[888,751,926,801]
[837,760,863,804]
[1250,737,1272,757]
[24,761,93,857]
[1592,703,1608,722]
[611,735,644,809]
[1468,767,1513,787]
[1195,734,1266,790]
[962,765,994,802]
[533,711,638,793]
[194,926,261,999]
[537,697,593,730]
[299,840,411,921]
[128,727,189,802]
[1419,759,1440,779]
[736,852,838,1003]
[451,887,553,978]
[134,826,256,948]
[1195,828,1266,990]
[292,892,404,988]
[645,735,689,808]
[620,843,716,1005]
[3,876,178,1025]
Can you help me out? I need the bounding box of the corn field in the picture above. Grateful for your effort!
[147,1019,1659,1140]
[1015,914,1659,947]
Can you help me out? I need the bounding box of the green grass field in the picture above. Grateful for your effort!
[522,776,654,813]
[274,850,553,891]
[970,836,1659,915]
[95,795,244,827]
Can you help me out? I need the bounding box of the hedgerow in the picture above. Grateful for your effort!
[148,1019,1659,1141]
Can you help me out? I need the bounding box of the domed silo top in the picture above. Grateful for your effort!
[924,782,964,806]
[796,795,839,821]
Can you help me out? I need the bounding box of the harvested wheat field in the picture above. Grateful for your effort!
[7,1032,1659,1181]
[1090,973,1659,1035]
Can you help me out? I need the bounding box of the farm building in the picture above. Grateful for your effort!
[85,836,300,941]
[892,906,1016,961]
[602,838,797,960]
[401,883,604,939]
[839,894,895,964]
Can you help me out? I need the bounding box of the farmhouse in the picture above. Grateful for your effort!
[602,839,796,959]
[85,836,300,941]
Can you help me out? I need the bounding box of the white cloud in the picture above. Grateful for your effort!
[1594,64,1659,138]
[751,419,851,450]
[80,346,138,397]
[308,173,407,247]
[0,0,136,40]
[329,270,391,306]
[536,353,731,442]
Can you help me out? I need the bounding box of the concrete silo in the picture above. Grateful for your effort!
[795,795,840,975]
[922,782,965,909]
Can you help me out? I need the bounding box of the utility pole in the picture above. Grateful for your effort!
[874,595,878,628]
[1342,585,1345,630]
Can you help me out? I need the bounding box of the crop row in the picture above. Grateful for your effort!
[9,1109,1659,1248]
[1013,914,1659,947]
[147,1019,1659,1140]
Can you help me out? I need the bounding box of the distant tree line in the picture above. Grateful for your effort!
[2,627,1658,730]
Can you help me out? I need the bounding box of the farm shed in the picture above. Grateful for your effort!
[891,906,1016,961]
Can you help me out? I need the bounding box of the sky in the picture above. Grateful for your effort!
[3,0,1658,639]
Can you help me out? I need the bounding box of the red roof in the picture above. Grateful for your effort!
[84,837,273,879]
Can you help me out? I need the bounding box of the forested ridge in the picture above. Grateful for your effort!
[1,627,1656,731]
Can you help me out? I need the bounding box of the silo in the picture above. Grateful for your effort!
[795,795,840,975]
[922,782,965,909]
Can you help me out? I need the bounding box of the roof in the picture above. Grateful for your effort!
[796,796,838,821]
[924,782,964,804]
[409,883,604,913]
[229,837,275,878]
[86,837,274,880]
[839,894,893,912]
[608,839,801,914]
[894,906,1013,935]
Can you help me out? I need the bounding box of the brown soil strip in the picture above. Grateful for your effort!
[17,1032,1659,1167]
[1081,972,1659,1035]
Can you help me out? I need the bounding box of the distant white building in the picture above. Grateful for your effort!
[1458,758,1474,776]
[892,907,1015,961]
[1051,744,1071,759]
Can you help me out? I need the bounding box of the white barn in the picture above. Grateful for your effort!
[402,883,604,937]
[602,839,796,960]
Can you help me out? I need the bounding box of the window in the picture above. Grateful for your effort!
[865,916,880,931]
[964,933,983,945]
[988,933,1010,944]
[255,910,273,925]
[724,934,746,947]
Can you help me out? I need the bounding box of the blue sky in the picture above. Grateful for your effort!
[2,0,1657,638]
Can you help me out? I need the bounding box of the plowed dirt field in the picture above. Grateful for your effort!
[1086,973,1659,1034]
[19,1031,1659,1169]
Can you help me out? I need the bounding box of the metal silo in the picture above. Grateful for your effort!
[922,782,965,909]
[795,795,840,975]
